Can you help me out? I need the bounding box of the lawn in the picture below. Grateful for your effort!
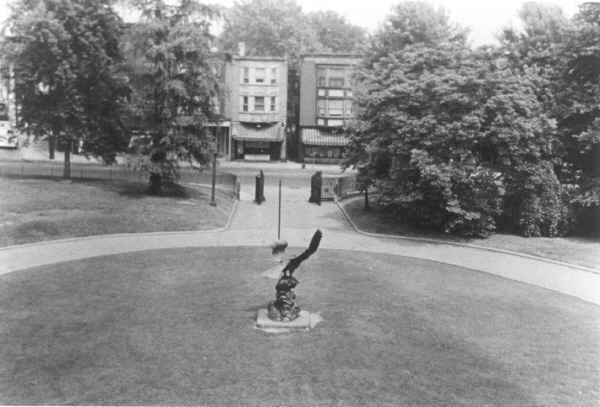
[0,247,598,405]
[0,177,233,247]
[343,198,600,271]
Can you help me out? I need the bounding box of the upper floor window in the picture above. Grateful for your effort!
[270,96,277,112]
[328,100,343,116]
[328,76,344,88]
[317,68,327,87]
[271,68,277,84]
[255,68,266,83]
[242,67,249,83]
[242,96,249,112]
[317,100,326,116]
[254,96,265,111]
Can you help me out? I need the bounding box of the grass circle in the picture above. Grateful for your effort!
[1,247,598,405]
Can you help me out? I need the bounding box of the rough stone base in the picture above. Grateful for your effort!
[256,309,312,333]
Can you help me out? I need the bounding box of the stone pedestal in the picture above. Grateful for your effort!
[256,309,312,333]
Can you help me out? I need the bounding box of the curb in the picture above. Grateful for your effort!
[335,197,600,276]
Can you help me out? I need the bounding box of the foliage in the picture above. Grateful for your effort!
[346,1,559,237]
[305,10,367,54]
[123,0,220,194]
[500,1,600,235]
[3,0,128,173]
[219,0,320,68]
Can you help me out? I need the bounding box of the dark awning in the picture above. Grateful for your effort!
[232,123,283,142]
[301,128,348,146]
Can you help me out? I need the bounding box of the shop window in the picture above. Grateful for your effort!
[255,68,265,83]
[270,96,276,112]
[254,96,265,111]
[242,67,249,83]
[271,68,277,84]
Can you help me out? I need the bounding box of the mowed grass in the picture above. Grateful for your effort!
[0,247,598,406]
[343,198,600,270]
[0,177,233,247]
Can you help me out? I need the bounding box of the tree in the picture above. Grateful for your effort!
[345,1,558,237]
[305,10,367,53]
[124,0,220,194]
[500,2,600,235]
[3,0,128,176]
[219,0,321,68]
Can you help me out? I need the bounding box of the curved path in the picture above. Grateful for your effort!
[1,183,599,306]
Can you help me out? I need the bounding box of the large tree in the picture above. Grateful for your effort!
[124,0,220,194]
[345,1,559,237]
[305,10,367,53]
[219,0,320,68]
[500,2,600,235]
[3,0,128,176]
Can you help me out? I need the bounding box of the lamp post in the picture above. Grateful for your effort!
[209,151,217,206]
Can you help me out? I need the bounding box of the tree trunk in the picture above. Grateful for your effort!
[364,188,370,210]
[63,143,71,179]
[48,135,56,159]
[149,173,162,195]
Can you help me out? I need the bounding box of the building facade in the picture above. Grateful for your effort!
[298,54,360,164]
[223,55,288,161]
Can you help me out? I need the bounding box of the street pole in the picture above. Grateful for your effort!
[278,179,282,240]
[210,152,217,206]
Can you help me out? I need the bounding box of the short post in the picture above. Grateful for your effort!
[210,152,217,206]
[278,179,282,240]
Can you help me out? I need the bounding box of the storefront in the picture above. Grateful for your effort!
[232,122,285,161]
[300,128,348,164]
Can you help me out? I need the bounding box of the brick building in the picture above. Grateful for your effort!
[222,54,288,161]
[298,54,360,164]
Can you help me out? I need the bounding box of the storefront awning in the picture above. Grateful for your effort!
[301,128,349,146]
[232,123,283,142]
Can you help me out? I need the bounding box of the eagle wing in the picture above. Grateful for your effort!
[282,229,322,276]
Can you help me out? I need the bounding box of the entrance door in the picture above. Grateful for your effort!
[269,141,280,161]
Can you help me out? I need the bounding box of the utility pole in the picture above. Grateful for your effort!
[278,179,282,240]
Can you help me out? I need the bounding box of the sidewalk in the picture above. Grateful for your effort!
[1,181,599,306]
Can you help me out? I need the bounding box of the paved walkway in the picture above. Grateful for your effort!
[1,180,599,306]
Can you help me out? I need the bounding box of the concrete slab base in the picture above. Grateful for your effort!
[256,309,318,333]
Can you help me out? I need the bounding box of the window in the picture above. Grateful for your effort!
[328,100,343,116]
[317,100,326,116]
[317,68,327,87]
[328,119,344,127]
[328,76,344,88]
[242,96,249,112]
[243,67,249,83]
[254,96,265,111]
[317,89,326,97]
[328,89,344,98]
[270,96,276,112]
[344,100,353,115]
[317,118,325,126]
[255,68,265,83]
[271,68,277,84]
[346,90,353,98]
